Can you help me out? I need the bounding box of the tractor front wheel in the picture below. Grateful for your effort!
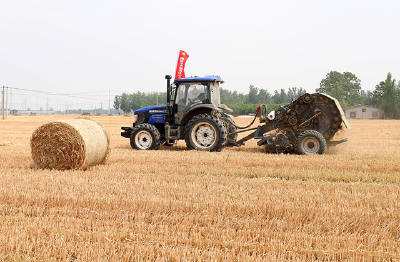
[185,114,227,152]
[130,123,161,150]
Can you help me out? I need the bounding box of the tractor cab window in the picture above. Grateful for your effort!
[210,82,221,106]
[175,82,208,112]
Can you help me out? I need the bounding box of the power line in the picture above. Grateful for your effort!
[1,85,129,113]
[10,87,106,101]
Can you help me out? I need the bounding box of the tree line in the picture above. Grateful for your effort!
[317,71,400,119]
[113,86,308,116]
[114,71,400,118]
[114,92,168,114]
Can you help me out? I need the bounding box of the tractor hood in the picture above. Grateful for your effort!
[134,105,166,114]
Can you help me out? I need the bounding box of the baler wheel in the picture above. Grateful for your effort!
[296,130,326,155]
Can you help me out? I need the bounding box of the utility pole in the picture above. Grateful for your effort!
[10,87,12,113]
[6,86,8,119]
[46,96,49,113]
[2,86,4,120]
[109,90,111,115]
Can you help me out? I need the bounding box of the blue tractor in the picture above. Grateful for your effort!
[121,75,237,152]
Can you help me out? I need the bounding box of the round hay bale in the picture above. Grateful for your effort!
[31,119,110,170]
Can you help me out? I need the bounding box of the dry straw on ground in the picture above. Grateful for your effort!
[30,118,110,170]
[1,115,400,261]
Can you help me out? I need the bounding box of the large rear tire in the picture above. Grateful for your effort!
[130,123,161,150]
[296,130,326,155]
[185,113,227,152]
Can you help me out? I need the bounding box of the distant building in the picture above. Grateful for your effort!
[345,105,383,119]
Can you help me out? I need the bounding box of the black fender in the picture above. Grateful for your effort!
[180,104,221,125]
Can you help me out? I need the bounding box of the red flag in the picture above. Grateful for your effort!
[174,50,189,79]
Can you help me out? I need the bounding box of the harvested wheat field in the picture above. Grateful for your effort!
[0,115,400,261]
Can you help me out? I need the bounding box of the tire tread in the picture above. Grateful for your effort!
[130,123,161,150]
[296,130,327,155]
[184,113,227,152]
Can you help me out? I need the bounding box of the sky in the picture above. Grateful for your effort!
[1,0,399,111]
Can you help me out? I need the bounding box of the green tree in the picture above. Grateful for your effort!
[287,87,307,101]
[113,95,121,111]
[120,93,132,113]
[317,71,362,107]
[220,88,236,104]
[247,85,259,104]
[258,89,272,104]
[221,88,246,104]
[360,90,372,104]
[272,89,288,104]
[369,72,400,118]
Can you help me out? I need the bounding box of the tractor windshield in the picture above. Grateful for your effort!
[175,82,208,112]
[210,82,221,106]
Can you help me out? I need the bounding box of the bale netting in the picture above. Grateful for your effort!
[31,118,110,170]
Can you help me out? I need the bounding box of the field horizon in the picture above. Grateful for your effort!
[1,115,399,261]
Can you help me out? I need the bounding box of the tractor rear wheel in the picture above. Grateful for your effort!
[185,113,227,152]
[130,123,161,150]
[296,130,326,155]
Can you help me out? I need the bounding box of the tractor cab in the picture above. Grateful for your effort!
[169,76,225,125]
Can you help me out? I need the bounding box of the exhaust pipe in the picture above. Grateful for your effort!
[165,75,172,124]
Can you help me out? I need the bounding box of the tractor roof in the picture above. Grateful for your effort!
[174,75,224,83]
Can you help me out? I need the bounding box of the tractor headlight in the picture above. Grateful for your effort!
[133,114,138,123]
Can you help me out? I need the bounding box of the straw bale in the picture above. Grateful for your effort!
[31,119,110,170]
